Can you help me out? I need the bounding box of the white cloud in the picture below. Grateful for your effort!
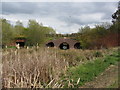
[2,0,119,2]
[79,13,105,23]
[1,2,118,34]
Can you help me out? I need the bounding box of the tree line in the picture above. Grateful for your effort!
[75,1,120,49]
[1,19,56,46]
[1,2,120,49]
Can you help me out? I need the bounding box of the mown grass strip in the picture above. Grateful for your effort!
[62,50,120,88]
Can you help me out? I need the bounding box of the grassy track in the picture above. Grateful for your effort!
[82,64,118,88]
[61,49,120,88]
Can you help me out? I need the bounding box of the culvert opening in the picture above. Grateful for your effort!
[16,42,25,47]
[46,42,54,47]
[59,42,69,50]
[74,43,81,49]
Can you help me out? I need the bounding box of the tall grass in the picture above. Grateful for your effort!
[2,48,68,88]
[2,47,118,88]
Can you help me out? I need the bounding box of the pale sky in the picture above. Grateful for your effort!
[1,1,119,34]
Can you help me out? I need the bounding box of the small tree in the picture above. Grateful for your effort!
[112,1,120,23]
[2,19,14,45]
[111,1,120,33]
[25,20,56,46]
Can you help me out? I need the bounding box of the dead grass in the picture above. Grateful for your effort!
[2,47,118,88]
[2,47,68,88]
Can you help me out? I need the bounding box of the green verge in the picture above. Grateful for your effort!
[62,49,120,88]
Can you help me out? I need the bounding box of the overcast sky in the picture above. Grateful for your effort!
[1,2,118,34]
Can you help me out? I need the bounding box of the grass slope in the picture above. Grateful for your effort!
[62,49,120,88]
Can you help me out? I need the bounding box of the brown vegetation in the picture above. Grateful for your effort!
[2,48,67,88]
[2,47,117,88]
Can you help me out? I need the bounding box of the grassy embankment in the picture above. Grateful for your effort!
[60,48,119,88]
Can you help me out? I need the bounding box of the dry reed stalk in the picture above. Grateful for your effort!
[2,47,116,88]
[2,48,68,88]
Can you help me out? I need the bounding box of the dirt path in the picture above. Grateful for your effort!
[81,64,119,88]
